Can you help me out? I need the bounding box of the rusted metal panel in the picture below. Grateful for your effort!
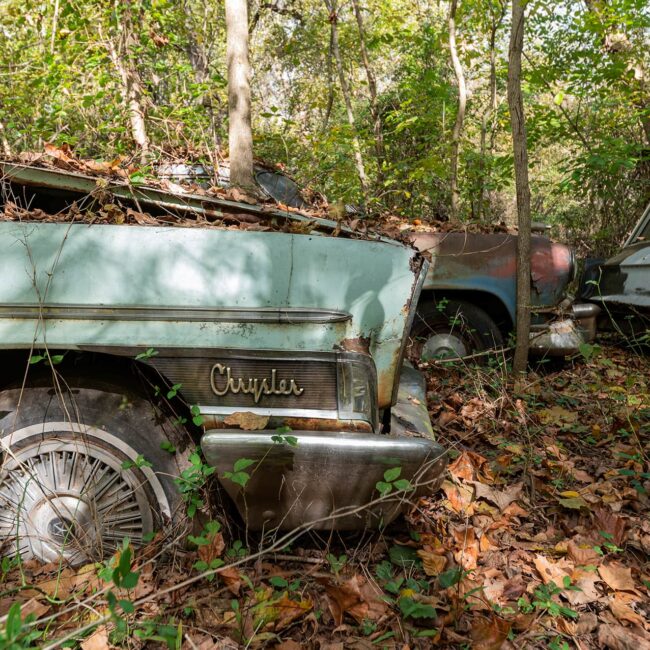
[410,232,574,319]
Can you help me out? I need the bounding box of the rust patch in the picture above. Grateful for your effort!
[200,415,372,433]
[283,417,372,433]
[340,336,370,354]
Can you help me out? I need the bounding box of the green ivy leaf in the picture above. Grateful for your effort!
[383,467,401,482]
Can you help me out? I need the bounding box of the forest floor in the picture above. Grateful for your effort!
[2,340,649,650]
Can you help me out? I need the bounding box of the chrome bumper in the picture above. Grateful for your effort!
[201,365,446,530]
[529,303,600,356]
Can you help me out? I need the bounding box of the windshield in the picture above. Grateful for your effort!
[255,170,307,209]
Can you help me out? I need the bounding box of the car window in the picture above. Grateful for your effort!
[255,170,307,209]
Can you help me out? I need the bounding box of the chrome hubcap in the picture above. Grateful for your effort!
[421,333,469,360]
[0,426,161,564]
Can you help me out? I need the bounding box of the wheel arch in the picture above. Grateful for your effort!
[418,289,514,339]
[0,348,201,443]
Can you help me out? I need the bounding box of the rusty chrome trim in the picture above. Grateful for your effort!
[0,304,351,324]
[198,406,339,418]
[390,256,429,405]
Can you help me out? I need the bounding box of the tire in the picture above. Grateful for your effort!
[408,299,503,363]
[0,380,186,565]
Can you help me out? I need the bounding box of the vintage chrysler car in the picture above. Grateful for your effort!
[0,161,446,565]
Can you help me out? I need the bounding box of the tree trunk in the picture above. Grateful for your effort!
[225,0,255,189]
[449,0,466,220]
[325,0,370,200]
[351,0,385,186]
[104,1,150,165]
[507,0,531,376]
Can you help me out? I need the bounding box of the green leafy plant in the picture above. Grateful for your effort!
[223,458,256,488]
[326,553,347,577]
[517,578,579,620]
[135,347,158,361]
[174,450,217,518]
[375,467,413,496]
[0,602,43,649]
[121,454,152,470]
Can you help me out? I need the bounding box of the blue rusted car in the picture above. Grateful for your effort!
[0,162,445,565]
[408,231,599,361]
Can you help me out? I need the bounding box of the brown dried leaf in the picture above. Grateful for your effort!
[448,450,491,482]
[320,574,387,626]
[223,411,270,431]
[81,626,109,650]
[417,549,447,577]
[219,567,242,595]
[470,616,512,650]
[441,480,475,515]
[598,562,637,592]
[452,526,479,570]
[597,623,650,650]
[533,555,573,586]
[273,594,313,631]
[609,593,646,627]
[198,530,226,564]
[472,481,523,511]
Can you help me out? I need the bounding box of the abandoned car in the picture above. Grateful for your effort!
[0,161,446,565]
[580,201,650,339]
[408,231,600,362]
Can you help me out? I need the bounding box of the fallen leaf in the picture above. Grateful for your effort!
[533,555,573,585]
[273,594,313,631]
[472,481,523,511]
[448,451,492,482]
[452,527,479,570]
[320,575,387,626]
[595,508,628,546]
[598,562,637,592]
[198,530,226,564]
[470,615,511,650]
[609,593,645,627]
[538,405,578,425]
[417,548,447,577]
[223,412,270,431]
[441,480,475,515]
[567,539,601,565]
[81,626,109,650]
[597,623,650,650]
[565,569,601,606]
[219,567,243,595]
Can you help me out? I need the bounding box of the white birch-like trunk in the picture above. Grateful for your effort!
[225,0,255,189]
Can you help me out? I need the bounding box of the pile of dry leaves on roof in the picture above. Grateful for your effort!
[1,145,514,241]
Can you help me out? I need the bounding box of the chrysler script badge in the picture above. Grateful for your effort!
[210,363,304,404]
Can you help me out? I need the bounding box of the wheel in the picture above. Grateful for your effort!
[408,299,503,363]
[0,381,185,565]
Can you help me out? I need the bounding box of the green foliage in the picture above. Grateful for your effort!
[223,458,256,488]
[1,0,646,249]
[174,449,216,518]
[0,602,42,649]
[376,467,414,496]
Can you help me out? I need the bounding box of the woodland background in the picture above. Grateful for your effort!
[0,0,648,255]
